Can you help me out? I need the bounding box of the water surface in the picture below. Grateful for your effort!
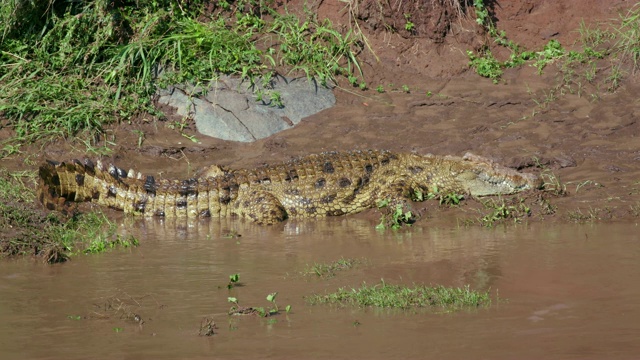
[1,218,638,359]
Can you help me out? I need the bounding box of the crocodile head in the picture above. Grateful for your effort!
[449,153,542,196]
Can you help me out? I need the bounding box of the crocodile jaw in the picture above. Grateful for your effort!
[461,173,541,196]
[455,154,543,196]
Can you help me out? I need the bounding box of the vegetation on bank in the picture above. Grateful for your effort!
[469,0,640,91]
[0,0,363,156]
[2,0,637,156]
[0,169,138,263]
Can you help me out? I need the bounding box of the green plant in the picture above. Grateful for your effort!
[467,49,503,83]
[302,257,362,278]
[228,292,291,317]
[440,192,464,206]
[533,40,565,74]
[473,0,490,27]
[376,85,385,93]
[540,169,567,196]
[401,84,410,93]
[266,292,280,314]
[84,234,140,254]
[567,207,608,223]
[228,273,240,289]
[132,130,145,148]
[268,91,284,107]
[572,180,603,193]
[613,4,640,73]
[404,14,415,32]
[421,185,462,206]
[376,200,413,230]
[478,198,531,227]
[306,279,491,310]
[181,132,199,143]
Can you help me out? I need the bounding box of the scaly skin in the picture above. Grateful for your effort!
[38,150,542,224]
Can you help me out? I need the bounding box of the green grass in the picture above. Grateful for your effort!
[566,207,611,223]
[0,0,363,156]
[302,257,362,278]
[306,280,491,310]
[0,168,138,263]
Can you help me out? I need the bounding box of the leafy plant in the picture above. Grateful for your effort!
[227,273,240,289]
[376,200,413,230]
[467,49,503,83]
[440,192,464,206]
[404,14,415,32]
[478,198,532,227]
[533,40,565,73]
[228,292,291,317]
[473,0,490,27]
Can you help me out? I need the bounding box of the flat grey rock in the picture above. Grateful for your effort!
[156,75,335,142]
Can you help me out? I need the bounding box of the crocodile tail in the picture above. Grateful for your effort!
[39,159,85,213]
[38,159,229,219]
[38,159,141,213]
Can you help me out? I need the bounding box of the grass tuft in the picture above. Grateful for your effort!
[302,257,362,278]
[306,280,491,310]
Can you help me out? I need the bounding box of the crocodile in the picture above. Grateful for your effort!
[38,150,542,224]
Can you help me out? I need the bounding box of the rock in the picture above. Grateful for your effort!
[156,75,335,142]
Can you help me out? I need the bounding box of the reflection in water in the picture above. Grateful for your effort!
[0,219,638,359]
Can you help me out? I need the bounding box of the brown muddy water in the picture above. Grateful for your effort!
[1,219,639,359]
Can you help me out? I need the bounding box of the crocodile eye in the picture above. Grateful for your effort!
[456,171,477,181]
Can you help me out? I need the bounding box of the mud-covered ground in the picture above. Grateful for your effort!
[2,0,639,226]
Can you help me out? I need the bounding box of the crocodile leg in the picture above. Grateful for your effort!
[234,190,287,224]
